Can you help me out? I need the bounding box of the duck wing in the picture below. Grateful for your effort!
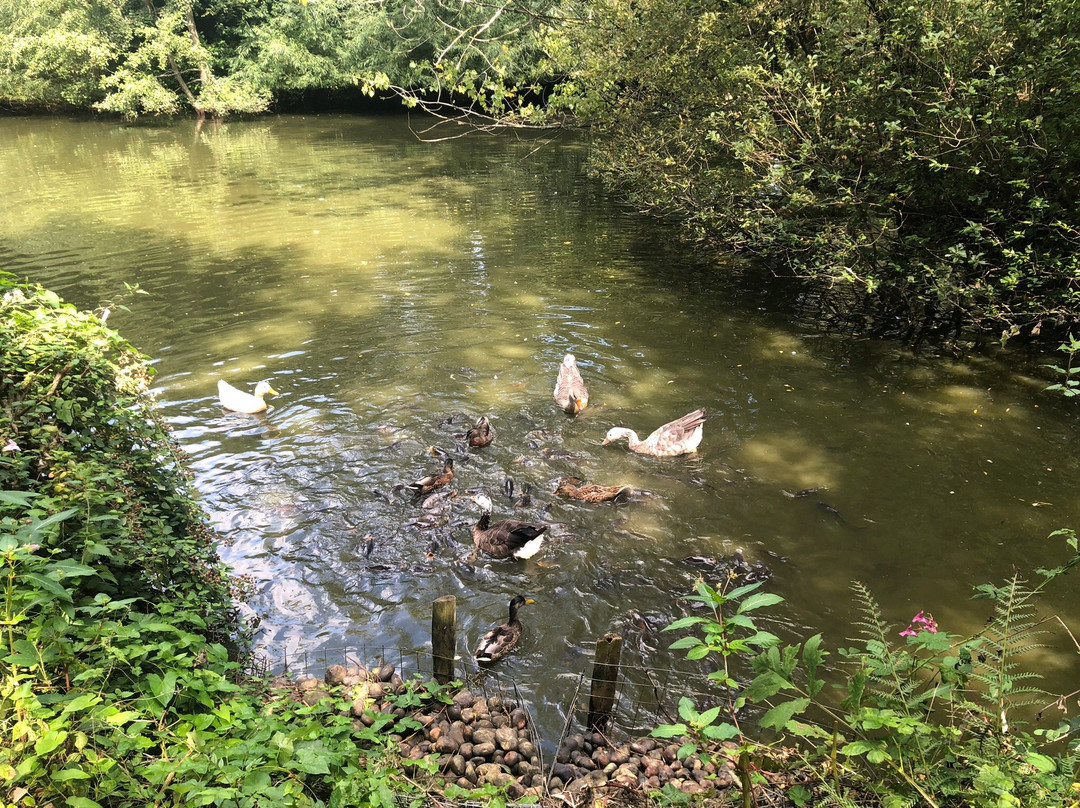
[644,408,707,455]
[474,624,520,662]
[482,519,548,559]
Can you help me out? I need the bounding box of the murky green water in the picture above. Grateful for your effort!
[3,115,1078,746]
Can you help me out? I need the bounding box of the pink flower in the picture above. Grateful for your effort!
[900,610,938,637]
[2,438,18,453]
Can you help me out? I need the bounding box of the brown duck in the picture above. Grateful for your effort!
[469,494,547,560]
[465,415,494,448]
[555,476,632,504]
[474,595,535,663]
[553,353,589,415]
[404,457,454,500]
[601,407,706,457]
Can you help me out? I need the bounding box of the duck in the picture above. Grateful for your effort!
[474,595,535,663]
[469,493,547,560]
[601,407,706,456]
[217,379,278,413]
[404,456,454,500]
[555,476,633,504]
[465,415,494,448]
[553,353,589,414]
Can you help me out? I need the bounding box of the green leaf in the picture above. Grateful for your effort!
[65,799,104,808]
[664,616,707,631]
[759,698,810,730]
[737,592,784,614]
[34,729,68,755]
[651,723,688,738]
[51,767,92,781]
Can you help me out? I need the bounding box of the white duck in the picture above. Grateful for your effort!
[601,407,706,456]
[217,379,278,413]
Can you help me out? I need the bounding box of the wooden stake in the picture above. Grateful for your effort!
[431,596,456,685]
[587,633,622,730]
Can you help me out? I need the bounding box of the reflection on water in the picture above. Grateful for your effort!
[3,115,1079,747]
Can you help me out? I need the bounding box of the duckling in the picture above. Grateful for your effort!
[601,408,706,457]
[553,353,589,415]
[404,457,454,500]
[555,476,632,504]
[217,379,278,413]
[474,595,535,663]
[465,415,494,448]
[469,493,547,560]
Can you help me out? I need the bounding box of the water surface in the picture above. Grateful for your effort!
[3,114,1078,747]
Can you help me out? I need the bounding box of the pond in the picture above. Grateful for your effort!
[2,114,1078,750]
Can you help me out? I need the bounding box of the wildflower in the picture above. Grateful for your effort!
[2,438,18,452]
[900,610,938,637]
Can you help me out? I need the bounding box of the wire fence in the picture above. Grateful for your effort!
[265,635,727,755]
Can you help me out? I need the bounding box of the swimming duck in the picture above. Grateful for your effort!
[553,353,589,415]
[474,595,535,663]
[469,493,547,560]
[404,456,454,500]
[217,379,278,413]
[601,407,706,456]
[465,415,494,448]
[555,476,633,504]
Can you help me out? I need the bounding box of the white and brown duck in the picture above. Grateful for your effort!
[601,407,706,457]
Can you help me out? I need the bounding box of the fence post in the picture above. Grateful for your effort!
[587,633,622,731]
[431,595,457,685]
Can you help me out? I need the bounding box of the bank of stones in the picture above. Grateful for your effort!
[271,663,740,800]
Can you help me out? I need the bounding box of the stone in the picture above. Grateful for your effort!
[518,740,536,759]
[491,713,508,729]
[301,687,330,706]
[610,745,630,765]
[434,734,459,755]
[295,676,320,691]
[494,727,518,751]
[453,690,475,708]
[476,763,514,788]
[460,707,475,724]
[472,742,496,758]
[503,750,521,769]
[631,738,657,755]
[375,662,394,682]
[458,742,473,759]
[449,754,466,776]
[471,728,496,747]
[509,708,528,729]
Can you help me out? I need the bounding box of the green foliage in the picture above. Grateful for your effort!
[0,276,240,642]
[1044,333,1080,397]
[554,0,1080,340]
[659,535,1080,807]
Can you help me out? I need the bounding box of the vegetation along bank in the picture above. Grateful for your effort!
[3,0,1080,345]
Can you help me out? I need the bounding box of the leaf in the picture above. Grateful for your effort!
[651,723,688,738]
[759,698,810,730]
[663,616,707,631]
[65,799,104,808]
[737,592,784,614]
[34,729,68,755]
[50,767,91,781]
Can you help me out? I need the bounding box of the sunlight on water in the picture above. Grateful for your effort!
[3,114,1079,749]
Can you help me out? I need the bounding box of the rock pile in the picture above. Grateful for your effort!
[271,664,739,801]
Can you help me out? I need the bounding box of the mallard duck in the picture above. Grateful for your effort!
[217,379,278,413]
[555,476,632,504]
[601,407,706,456]
[404,457,454,500]
[553,353,589,414]
[469,493,547,560]
[465,415,494,448]
[474,595,535,663]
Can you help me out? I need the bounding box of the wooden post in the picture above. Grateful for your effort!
[431,596,456,685]
[587,633,622,731]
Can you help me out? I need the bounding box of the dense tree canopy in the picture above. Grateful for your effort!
[2,0,1080,340]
